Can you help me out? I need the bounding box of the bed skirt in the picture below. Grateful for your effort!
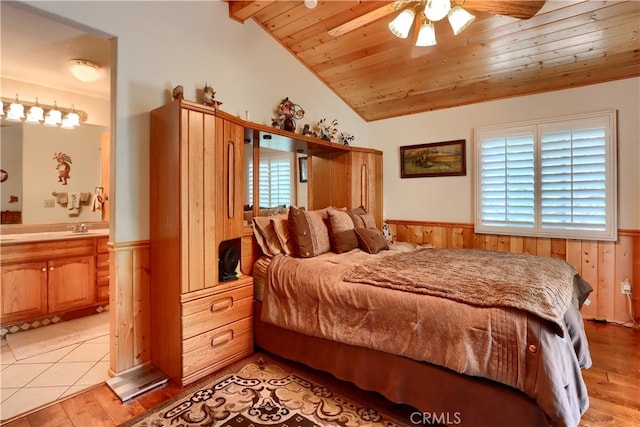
[254,301,550,427]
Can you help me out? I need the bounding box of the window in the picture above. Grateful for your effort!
[247,152,293,208]
[475,110,617,241]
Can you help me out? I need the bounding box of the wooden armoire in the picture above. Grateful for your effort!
[149,100,253,386]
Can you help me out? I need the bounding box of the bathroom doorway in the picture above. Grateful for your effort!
[0,2,114,421]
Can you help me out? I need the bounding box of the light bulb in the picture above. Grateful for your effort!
[44,102,63,127]
[7,95,25,122]
[416,21,437,47]
[389,9,416,39]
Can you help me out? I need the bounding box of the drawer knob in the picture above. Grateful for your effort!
[210,297,233,314]
[210,330,233,348]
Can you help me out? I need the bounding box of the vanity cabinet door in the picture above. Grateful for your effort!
[1,261,48,324]
[48,255,96,313]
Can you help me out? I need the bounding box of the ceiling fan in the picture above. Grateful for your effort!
[328,0,546,38]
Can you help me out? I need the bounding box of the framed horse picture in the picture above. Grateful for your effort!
[400,140,466,178]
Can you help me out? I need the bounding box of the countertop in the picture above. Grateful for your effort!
[0,228,109,245]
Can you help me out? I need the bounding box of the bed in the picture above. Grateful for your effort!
[250,207,593,427]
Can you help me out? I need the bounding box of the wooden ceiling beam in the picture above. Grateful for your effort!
[226,1,275,23]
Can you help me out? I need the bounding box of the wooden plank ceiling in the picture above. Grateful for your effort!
[227,1,640,122]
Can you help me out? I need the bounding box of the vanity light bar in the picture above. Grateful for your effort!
[0,95,88,128]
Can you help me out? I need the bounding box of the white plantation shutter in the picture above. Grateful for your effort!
[259,159,292,207]
[479,128,535,229]
[540,120,609,231]
[475,111,617,241]
[247,151,293,208]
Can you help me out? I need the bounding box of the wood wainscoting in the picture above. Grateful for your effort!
[386,220,640,326]
[109,240,150,376]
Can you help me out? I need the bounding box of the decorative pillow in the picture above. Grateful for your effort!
[288,206,331,258]
[252,220,272,257]
[348,206,376,229]
[253,216,284,256]
[327,208,358,253]
[270,214,296,256]
[347,206,368,229]
[354,227,389,254]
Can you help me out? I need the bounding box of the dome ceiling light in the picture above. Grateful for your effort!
[70,59,101,82]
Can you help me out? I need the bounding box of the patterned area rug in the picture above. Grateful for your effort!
[121,353,410,427]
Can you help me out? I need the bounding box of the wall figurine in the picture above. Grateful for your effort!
[53,152,72,185]
[203,83,223,109]
[315,118,339,142]
[172,85,184,101]
[339,132,354,145]
[273,97,305,132]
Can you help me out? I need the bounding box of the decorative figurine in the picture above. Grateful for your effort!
[53,152,72,185]
[273,97,305,132]
[203,83,223,109]
[339,132,354,146]
[316,118,339,142]
[172,85,184,101]
[302,124,312,136]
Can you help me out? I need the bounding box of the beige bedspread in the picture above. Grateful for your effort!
[261,245,592,427]
[343,248,577,336]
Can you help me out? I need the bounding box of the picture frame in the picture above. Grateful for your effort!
[298,156,308,183]
[400,139,466,178]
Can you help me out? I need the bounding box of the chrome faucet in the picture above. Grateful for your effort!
[70,223,89,233]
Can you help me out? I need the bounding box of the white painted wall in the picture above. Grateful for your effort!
[26,0,369,242]
[22,124,105,224]
[0,126,23,212]
[369,78,640,230]
[23,2,640,238]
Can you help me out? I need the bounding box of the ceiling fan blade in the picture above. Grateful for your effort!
[328,3,397,37]
[462,1,546,19]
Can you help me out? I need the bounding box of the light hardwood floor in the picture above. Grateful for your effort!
[3,321,639,426]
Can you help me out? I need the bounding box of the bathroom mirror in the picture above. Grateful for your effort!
[1,122,109,225]
[1,2,112,230]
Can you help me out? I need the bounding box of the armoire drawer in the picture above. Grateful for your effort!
[182,284,253,340]
[182,316,253,378]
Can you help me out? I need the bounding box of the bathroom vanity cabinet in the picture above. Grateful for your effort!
[0,234,107,325]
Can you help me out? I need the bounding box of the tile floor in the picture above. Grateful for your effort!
[0,331,110,422]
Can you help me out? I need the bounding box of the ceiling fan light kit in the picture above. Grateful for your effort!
[389,0,475,46]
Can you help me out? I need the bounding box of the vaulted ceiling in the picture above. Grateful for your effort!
[226,1,640,122]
